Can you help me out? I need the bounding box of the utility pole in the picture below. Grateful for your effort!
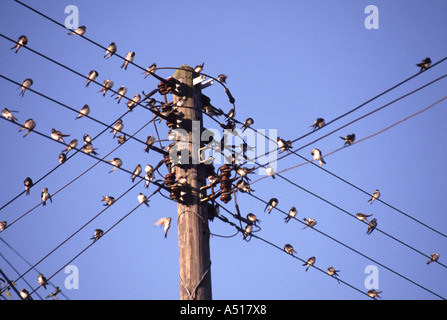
[172,65,212,300]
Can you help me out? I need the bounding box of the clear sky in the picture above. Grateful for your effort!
[1,0,447,300]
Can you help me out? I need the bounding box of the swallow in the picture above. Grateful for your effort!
[356,213,373,223]
[154,217,171,238]
[11,35,28,53]
[284,206,297,223]
[117,134,127,145]
[427,252,440,265]
[265,166,276,179]
[277,137,292,153]
[62,139,78,154]
[217,74,227,83]
[18,78,33,97]
[176,96,187,108]
[107,158,122,173]
[366,218,377,235]
[58,152,67,164]
[20,289,32,300]
[104,42,117,59]
[0,221,7,232]
[264,198,278,214]
[247,213,261,226]
[203,106,224,117]
[368,189,380,205]
[311,148,326,166]
[85,70,98,87]
[68,25,86,36]
[144,135,156,153]
[24,177,33,195]
[111,119,124,138]
[76,104,90,120]
[126,93,141,111]
[112,86,127,104]
[45,287,61,300]
[51,128,70,143]
[240,117,254,133]
[236,166,255,181]
[143,63,157,78]
[41,187,52,206]
[37,274,48,290]
[327,267,340,284]
[144,169,154,189]
[416,57,431,72]
[91,228,104,241]
[121,51,135,70]
[131,164,142,182]
[19,118,36,138]
[101,195,116,206]
[303,256,316,272]
[302,217,317,229]
[138,193,150,207]
[340,134,356,146]
[284,243,296,255]
[83,133,92,144]
[2,108,19,122]
[236,179,254,194]
[194,63,204,73]
[367,289,382,299]
[311,118,325,131]
[225,108,235,120]
[82,143,98,155]
[243,223,252,240]
[99,79,114,96]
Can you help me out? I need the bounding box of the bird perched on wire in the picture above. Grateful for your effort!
[240,117,254,133]
[91,228,104,241]
[366,218,378,235]
[20,289,32,300]
[101,195,116,206]
[121,51,135,70]
[302,217,317,229]
[310,118,325,131]
[131,164,142,183]
[104,42,117,59]
[110,119,124,138]
[356,213,373,223]
[37,274,48,290]
[265,166,276,179]
[24,177,33,196]
[243,224,252,241]
[76,104,90,120]
[144,135,156,153]
[126,93,141,111]
[247,213,261,226]
[236,179,254,194]
[18,78,33,97]
[326,267,340,284]
[217,74,227,83]
[143,63,157,78]
[68,25,86,36]
[85,70,98,87]
[51,128,70,143]
[82,143,98,156]
[284,206,297,223]
[144,165,154,189]
[2,108,19,122]
[264,198,278,214]
[367,289,382,299]
[107,157,122,173]
[277,137,292,153]
[98,79,114,96]
[427,253,439,265]
[62,139,77,154]
[416,57,431,72]
[58,153,67,164]
[367,189,380,205]
[19,118,36,137]
[112,86,127,104]
[284,244,296,255]
[138,193,150,207]
[154,217,171,238]
[45,287,61,300]
[0,221,7,232]
[194,63,204,73]
[311,148,326,166]
[11,35,28,53]
[340,133,356,146]
[303,256,316,272]
[41,187,52,206]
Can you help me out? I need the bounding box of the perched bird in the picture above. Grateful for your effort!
[366,218,378,235]
[277,137,292,153]
[154,217,171,238]
[311,148,326,166]
[11,35,28,53]
[24,177,33,195]
[37,274,48,290]
[143,63,157,78]
[284,244,297,255]
[20,289,32,300]
[51,128,70,143]
[45,287,61,300]
[264,197,278,214]
[284,206,297,223]
[76,104,90,120]
[225,108,236,120]
[91,228,104,241]
[194,62,204,73]
[240,117,254,133]
[368,189,380,205]
[416,57,431,72]
[107,158,122,173]
[99,79,114,96]
[327,267,340,284]
[356,213,373,223]
[19,118,36,137]
[303,256,316,272]
[427,253,440,265]
[41,187,52,206]
[104,42,117,59]
[340,134,356,146]
[311,118,325,131]
[85,70,98,87]
[112,86,127,104]
[121,51,135,70]
[144,135,156,153]
[117,134,127,145]
[0,221,7,232]
[302,218,317,229]
[367,289,382,299]
[144,165,154,188]
[247,213,261,226]
[83,133,92,144]
[82,143,98,156]
[203,106,224,117]
[137,193,150,207]
[236,166,255,181]
[265,166,276,179]
[101,195,115,206]
[111,119,124,138]
[68,25,86,36]
[2,108,19,122]
[131,164,142,183]
[126,93,141,111]
[62,139,78,154]
[58,152,67,164]
[243,224,252,240]
[18,78,33,97]
[236,179,254,194]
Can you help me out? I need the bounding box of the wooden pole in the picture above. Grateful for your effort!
[173,65,212,300]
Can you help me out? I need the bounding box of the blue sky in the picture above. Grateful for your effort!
[1,0,447,300]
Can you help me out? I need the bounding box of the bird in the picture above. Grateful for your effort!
[367,289,382,299]
[99,79,114,96]
[356,213,373,223]
[138,193,150,207]
[91,228,104,241]
[82,143,98,156]
[126,93,141,111]
[311,148,326,166]
[243,224,252,240]
[62,139,78,154]
[154,217,171,238]
[340,134,356,146]
[284,244,296,255]
[217,74,227,83]
[264,198,278,214]
[20,289,32,300]
[0,221,7,232]
[121,51,135,70]
[203,106,224,117]
[85,70,98,87]
[110,119,124,138]
[236,166,255,182]
[104,42,117,59]
[427,253,440,265]
[236,179,254,194]
[2,108,19,122]
[311,118,325,131]
[18,78,33,97]
[277,137,292,153]
[19,118,36,138]
[302,218,317,229]
[240,117,254,133]
[51,128,70,143]
[368,189,380,205]
[143,63,157,78]
[327,267,340,284]
[37,274,48,290]
[131,164,142,183]
[366,218,378,235]
[303,256,316,272]
[11,35,28,53]
[76,104,90,119]
[45,287,61,300]
[225,108,236,120]
[107,158,122,173]
[101,195,116,206]
[265,166,276,179]
[284,206,297,223]
[83,133,92,144]
[68,25,86,36]
[247,213,261,226]
[144,165,154,189]
[41,187,52,206]
[112,86,127,104]
[144,135,156,153]
[416,57,431,72]
[194,63,204,73]
[117,134,127,145]
[24,177,33,195]
[58,153,67,164]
